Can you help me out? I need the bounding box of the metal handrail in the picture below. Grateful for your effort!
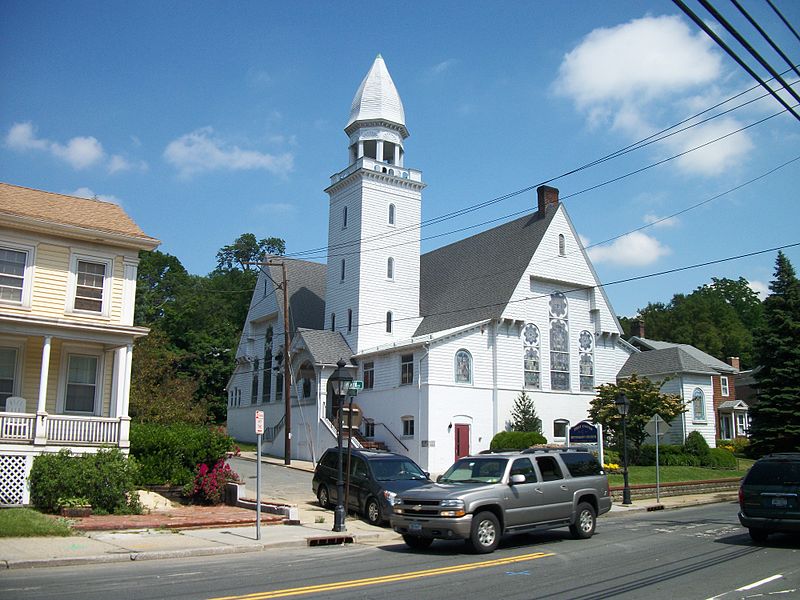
[376,422,409,452]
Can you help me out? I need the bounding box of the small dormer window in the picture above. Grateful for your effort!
[558,234,566,256]
[388,203,396,225]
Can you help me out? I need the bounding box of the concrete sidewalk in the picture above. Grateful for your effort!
[0,489,739,570]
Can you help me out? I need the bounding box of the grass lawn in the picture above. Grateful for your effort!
[0,508,73,537]
[234,441,258,453]
[607,464,750,487]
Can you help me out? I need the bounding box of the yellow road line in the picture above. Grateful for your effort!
[210,551,555,600]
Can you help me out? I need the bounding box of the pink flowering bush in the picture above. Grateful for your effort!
[186,459,241,505]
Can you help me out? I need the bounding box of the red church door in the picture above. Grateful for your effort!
[455,424,470,461]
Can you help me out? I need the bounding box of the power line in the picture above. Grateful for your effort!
[766,0,800,44]
[731,0,800,79]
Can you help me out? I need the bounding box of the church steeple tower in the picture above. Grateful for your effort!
[324,55,424,353]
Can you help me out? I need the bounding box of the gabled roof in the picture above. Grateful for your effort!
[630,337,737,373]
[294,328,353,366]
[0,182,160,250]
[414,205,558,336]
[618,346,718,378]
[263,258,327,331]
[347,54,406,132]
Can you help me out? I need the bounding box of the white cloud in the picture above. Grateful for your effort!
[553,15,755,176]
[643,213,679,228]
[6,122,49,150]
[254,202,295,216]
[50,136,105,169]
[748,279,769,300]
[428,59,457,76]
[108,154,148,174]
[163,127,294,178]
[586,231,671,267]
[70,187,122,205]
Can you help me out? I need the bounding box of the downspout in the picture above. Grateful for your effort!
[418,342,430,467]
[491,320,499,437]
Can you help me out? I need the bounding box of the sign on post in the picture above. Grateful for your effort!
[647,414,669,504]
[569,421,599,444]
[255,410,265,435]
[254,410,264,540]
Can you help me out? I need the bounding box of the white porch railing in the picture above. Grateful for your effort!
[47,415,120,445]
[0,413,35,442]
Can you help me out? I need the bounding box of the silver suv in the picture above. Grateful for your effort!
[390,448,612,553]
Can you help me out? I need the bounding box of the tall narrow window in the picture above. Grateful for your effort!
[251,359,260,404]
[264,327,273,402]
[347,309,353,333]
[388,203,396,225]
[387,257,394,279]
[558,234,566,256]
[523,323,540,389]
[75,260,106,312]
[340,259,346,281]
[454,349,472,384]
[0,248,27,303]
[363,361,374,389]
[401,353,414,385]
[0,347,18,411]
[275,373,283,402]
[342,205,348,229]
[720,376,729,396]
[579,330,594,391]
[402,416,415,436]
[331,313,336,332]
[692,388,706,421]
[65,354,98,413]
[386,311,393,333]
[549,292,570,391]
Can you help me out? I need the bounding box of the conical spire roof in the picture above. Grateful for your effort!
[347,54,406,130]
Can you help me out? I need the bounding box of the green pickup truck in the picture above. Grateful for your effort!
[390,448,612,553]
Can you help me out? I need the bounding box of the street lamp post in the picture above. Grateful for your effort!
[615,392,632,505]
[329,358,352,532]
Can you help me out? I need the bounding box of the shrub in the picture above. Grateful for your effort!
[701,447,737,469]
[602,449,620,464]
[184,459,241,504]
[637,444,699,467]
[29,448,140,514]
[490,430,547,450]
[130,423,236,486]
[722,436,750,456]
[684,431,711,457]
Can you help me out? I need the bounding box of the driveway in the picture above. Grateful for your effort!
[228,456,314,505]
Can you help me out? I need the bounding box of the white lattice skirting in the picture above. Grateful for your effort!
[0,454,32,506]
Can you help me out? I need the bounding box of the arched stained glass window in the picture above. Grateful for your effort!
[455,349,472,384]
[549,292,570,391]
[692,388,706,421]
[523,323,540,389]
[558,234,565,256]
[579,330,594,392]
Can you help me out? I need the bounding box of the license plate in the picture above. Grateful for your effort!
[772,497,788,508]
[409,522,422,532]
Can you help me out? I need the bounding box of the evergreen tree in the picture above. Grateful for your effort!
[749,252,800,455]
[510,390,542,433]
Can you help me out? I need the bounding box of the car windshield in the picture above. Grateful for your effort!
[370,459,427,481]
[439,457,508,484]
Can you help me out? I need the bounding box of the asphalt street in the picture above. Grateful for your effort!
[2,503,798,600]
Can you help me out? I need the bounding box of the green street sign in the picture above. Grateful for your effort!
[350,380,364,390]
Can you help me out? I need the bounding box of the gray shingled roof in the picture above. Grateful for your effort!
[618,347,717,378]
[295,328,353,365]
[266,258,326,330]
[630,337,737,373]
[414,206,557,336]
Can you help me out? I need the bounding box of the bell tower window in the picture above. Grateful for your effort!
[387,257,394,280]
[388,203,396,225]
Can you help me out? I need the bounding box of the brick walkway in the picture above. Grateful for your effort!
[62,505,284,532]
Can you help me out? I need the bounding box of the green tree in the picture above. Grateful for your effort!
[215,233,285,272]
[510,390,542,433]
[589,374,685,463]
[134,250,191,326]
[749,252,800,455]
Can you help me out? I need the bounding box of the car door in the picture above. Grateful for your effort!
[504,457,540,527]
[532,455,573,521]
[348,455,370,512]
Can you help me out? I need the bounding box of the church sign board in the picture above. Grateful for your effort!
[569,421,598,444]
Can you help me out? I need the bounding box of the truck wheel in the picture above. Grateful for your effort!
[402,534,433,549]
[365,497,382,526]
[749,528,769,543]
[468,511,500,554]
[317,485,331,509]
[569,502,596,539]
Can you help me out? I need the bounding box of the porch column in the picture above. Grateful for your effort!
[394,143,400,166]
[34,336,52,445]
[111,346,127,418]
[376,139,384,163]
[118,343,133,449]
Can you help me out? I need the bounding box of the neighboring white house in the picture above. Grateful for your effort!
[227,55,635,473]
[0,182,159,505]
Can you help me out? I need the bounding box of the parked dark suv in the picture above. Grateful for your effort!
[312,448,430,525]
[738,452,800,542]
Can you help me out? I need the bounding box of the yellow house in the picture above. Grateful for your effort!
[0,182,159,505]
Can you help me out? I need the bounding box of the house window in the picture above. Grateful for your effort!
[363,361,374,389]
[341,259,346,281]
[363,419,375,438]
[455,349,472,384]
[553,419,569,439]
[549,292,570,391]
[523,323,540,389]
[251,359,259,404]
[343,205,348,229]
[401,353,414,385]
[65,354,99,414]
[736,412,748,435]
[0,246,32,305]
[331,313,336,332]
[386,311,393,333]
[579,330,594,392]
[388,203,396,225]
[558,234,566,256]
[692,388,706,421]
[75,260,107,313]
[347,309,353,333]
[721,376,729,397]
[264,328,273,401]
[402,416,415,437]
[0,347,19,411]
[387,257,394,280]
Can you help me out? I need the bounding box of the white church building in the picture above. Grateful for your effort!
[226,55,635,474]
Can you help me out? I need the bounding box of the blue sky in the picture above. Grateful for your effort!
[2,1,799,317]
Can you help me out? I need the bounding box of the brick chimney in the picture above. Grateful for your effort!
[630,318,645,339]
[537,185,559,216]
[727,356,740,370]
